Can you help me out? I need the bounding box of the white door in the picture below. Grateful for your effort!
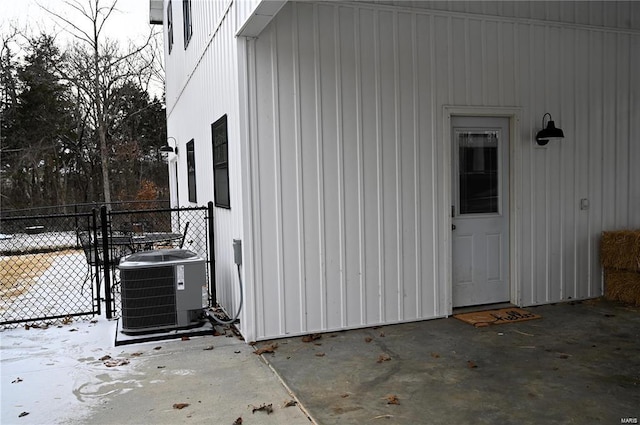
[452,116,510,307]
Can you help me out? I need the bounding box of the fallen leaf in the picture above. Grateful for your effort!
[12,377,23,383]
[99,355,112,361]
[385,395,400,405]
[431,352,440,358]
[154,346,162,350]
[315,352,325,357]
[283,400,297,407]
[213,330,222,336]
[340,393,350,398]
[130,352,143,357]
[558,353,570,359]
[233,418,243,425]
[203,346,214,351]
[251,403,273,414]
[467,360,478,369]
[173,403,190,410]
[62,316,73,325]
[234,350,241,354]
[364,337,373,343]
[90,319,98,324]
[69,328,78,332]
[254,343,278,355]
[18,412,29,418]
[104,358,130,367]
[302,334,322,343]
[379,332,385,337]
[157,366,166,369]
[377,354,391,363]
[181,336,190,341]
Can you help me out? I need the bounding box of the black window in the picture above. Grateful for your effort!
[167,0,173,53]
[186,139,197,203]
[183,0,192,49]
[212,115,230,209]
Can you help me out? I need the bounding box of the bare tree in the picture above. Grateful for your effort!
[40,0,159,206]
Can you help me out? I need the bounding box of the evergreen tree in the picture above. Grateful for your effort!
[2,34,74,209]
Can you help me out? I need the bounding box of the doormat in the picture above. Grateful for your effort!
[454,308,541,327]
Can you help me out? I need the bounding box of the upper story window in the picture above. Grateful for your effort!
[167,0,174,54]
[212,115,230,209]
[182,0,192,49]
[186,139,197,203]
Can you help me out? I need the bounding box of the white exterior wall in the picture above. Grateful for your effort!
[163,0,263,328]
[243,1,640,340]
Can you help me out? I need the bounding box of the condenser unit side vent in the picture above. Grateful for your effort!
[121,266,177,330]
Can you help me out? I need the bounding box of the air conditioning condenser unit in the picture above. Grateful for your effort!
[118,249,206,334]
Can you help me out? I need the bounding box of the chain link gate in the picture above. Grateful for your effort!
[100,204,215,319]
[0,211,101,327]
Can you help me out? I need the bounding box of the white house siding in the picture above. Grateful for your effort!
[244,1,640,340]
[163,0,265,327]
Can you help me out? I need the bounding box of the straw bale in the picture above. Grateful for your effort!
[604,269,640,306]
[600,230,640,272]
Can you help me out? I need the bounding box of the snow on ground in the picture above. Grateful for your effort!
[0,236,130,424]
[1,252,94,324]
[0,317,129,425]
[0,232,77,253]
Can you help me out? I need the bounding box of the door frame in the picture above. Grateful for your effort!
[442,106,523,314]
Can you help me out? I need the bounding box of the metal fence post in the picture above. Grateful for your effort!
[207,201,216,306]
[92,209,101,316]
[100,205,113,319]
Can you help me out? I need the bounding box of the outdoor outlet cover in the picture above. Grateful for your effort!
[580,198,589,210]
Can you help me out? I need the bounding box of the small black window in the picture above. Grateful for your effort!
[186,139,197,203]
[167,0,173,53]
[212,115,230,209]
[183,0,192,49]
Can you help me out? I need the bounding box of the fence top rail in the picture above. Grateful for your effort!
[107,205,209,215]
[0,200,171,218]
[0,211,95,222]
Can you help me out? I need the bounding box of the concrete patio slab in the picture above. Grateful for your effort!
[73,333,313,425]
[258,300,640,425]
[1,319,313,425]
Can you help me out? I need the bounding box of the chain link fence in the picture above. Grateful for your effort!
[1,204,215,328]
[0,212,99,327]
[104,205,213,318]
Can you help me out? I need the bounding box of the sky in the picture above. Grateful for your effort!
[0,0,155,46]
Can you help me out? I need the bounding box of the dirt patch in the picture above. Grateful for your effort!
[0,252,65,299]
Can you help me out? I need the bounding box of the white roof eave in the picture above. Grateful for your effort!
[236,0,288,38]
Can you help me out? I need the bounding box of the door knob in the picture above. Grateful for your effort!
[452,224,456,230]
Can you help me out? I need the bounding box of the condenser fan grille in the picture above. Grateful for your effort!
[121,266,176,330]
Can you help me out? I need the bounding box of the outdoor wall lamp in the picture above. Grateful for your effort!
[160,137,178,161]
[535,113,564,146]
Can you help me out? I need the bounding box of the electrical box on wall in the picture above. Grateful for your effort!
[233,239,242,265]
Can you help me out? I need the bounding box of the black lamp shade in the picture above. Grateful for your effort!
[536,118,564,146]
[159,145,175,153]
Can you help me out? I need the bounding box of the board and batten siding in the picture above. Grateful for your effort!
[242,1,640,340]
[163,0,265,324]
